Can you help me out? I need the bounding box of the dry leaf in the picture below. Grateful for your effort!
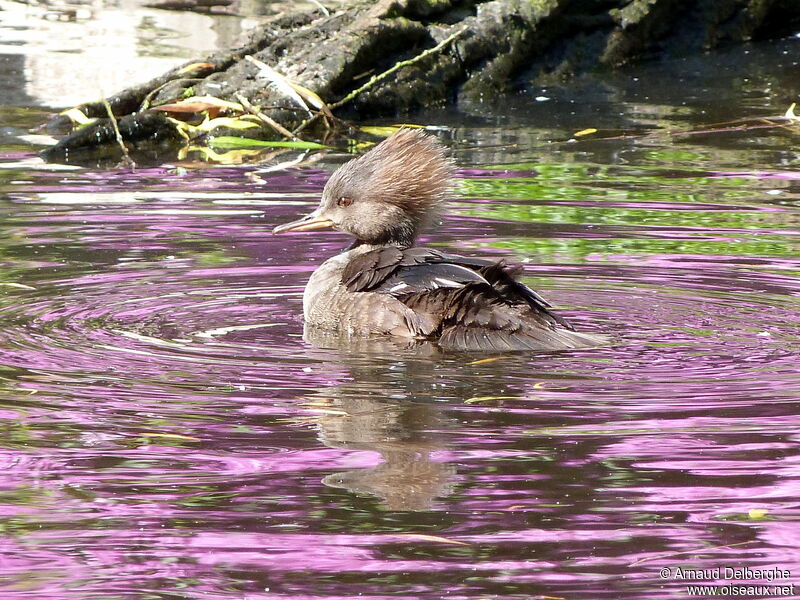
[177,62,214,75]
[140,432,201,441]
[467,357,510,365]
[465,396,517,403]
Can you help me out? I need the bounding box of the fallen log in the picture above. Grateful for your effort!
[42,0,800,165]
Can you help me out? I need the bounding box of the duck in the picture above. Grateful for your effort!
[273,128,606,351]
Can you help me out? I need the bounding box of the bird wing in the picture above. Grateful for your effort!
[340,245,405,291]
[340,247,605,351]
[341,246,570,324]
[342,247,491,293]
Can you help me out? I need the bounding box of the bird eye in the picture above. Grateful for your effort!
[337,196,353,207]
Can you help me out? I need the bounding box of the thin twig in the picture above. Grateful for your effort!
[628,541,755,567]
[292,112,322,136]
[234,93,297,140]
[292,109,355,137]
[329,27,467,111]
[560,120,788,146]
[307,0,329,16]
[102,98,135,168]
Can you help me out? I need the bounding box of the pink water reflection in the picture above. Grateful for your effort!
[0,131,798,600]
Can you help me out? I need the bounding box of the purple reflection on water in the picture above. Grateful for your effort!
[0,136,799,600]
[710,170,800,180]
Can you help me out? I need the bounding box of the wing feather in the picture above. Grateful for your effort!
[340,247,605,351]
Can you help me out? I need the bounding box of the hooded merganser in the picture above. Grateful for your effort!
[273,129,606,351]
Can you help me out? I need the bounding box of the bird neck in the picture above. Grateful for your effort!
[346,237,414,252]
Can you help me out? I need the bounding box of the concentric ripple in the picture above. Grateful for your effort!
[0,270,300,373]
